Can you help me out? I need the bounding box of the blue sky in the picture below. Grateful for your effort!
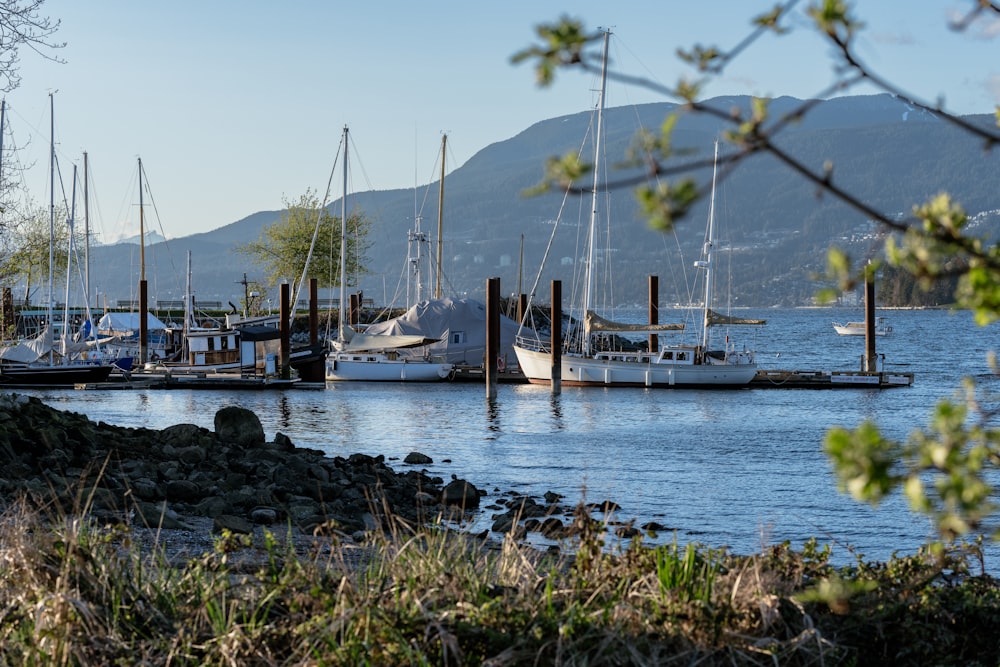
[5,1,998,242]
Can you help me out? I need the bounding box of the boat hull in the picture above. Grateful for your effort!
[832,326,889,336]
[326,354,452,382]
[0,362,117,386]
[513,346,756,388]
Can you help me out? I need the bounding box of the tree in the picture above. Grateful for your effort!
[0,1,62,271]
[0,0,63,93]
[235,189,371,295]
[5,202,69,306]
[515,2,1000,553]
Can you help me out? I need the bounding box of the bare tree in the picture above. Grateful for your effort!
[0,0,63,93]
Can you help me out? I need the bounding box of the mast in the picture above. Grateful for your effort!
[407,214,425,307]
[83,152,90,310]
[47,93,55,364]
[435,133,446,300]
[338,125,348,341]
[699,140,720,349]
[138,157,145,282]
[582,29,610,357]
[62,165,77,356]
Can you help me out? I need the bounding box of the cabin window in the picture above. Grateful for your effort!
[220,336,229,350]
[452,331,466,344]
[664,351,673,360]
[678,352,687,361]
[207,337,215,352]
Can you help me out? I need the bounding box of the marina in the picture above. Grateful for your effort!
[8,307,994,569]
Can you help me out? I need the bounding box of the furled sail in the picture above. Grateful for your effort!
[585,311,685,334]
[705,309,766,326]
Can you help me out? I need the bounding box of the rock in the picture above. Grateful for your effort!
[165,479,200,502]
[250,507,279,525]
[0,393,568,552]
[442,479,481,508]
[214,406,265,446]
[214,514,254,535]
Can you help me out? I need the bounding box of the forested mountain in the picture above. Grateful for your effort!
[78,94,999,309]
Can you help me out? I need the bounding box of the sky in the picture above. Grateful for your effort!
[4,1,999,243]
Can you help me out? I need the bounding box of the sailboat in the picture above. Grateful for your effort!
[0,94,120,385]
[324,126,452,382]
[512,31,762,388]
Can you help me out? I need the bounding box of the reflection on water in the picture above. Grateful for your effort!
[10,308,1000,569]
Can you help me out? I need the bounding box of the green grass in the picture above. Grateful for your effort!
[0,496,998,665]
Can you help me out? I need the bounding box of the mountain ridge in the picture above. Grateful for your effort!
[71,93,998,310]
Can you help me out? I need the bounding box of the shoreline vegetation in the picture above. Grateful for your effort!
[1,393,998,664]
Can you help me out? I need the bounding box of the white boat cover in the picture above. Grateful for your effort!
[338,332,440,352]
[97,312,169,333]
[360,298,521,365]
[0,326,108,363]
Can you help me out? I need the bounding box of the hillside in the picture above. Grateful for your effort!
[76,94,999,309]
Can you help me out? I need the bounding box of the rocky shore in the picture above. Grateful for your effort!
[0,392,637,565]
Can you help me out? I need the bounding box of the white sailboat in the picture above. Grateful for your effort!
[325,126,452,382]
[0,94,120,385]
[513,31,761,388]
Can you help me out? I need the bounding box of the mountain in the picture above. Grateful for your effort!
[79,94,999,309]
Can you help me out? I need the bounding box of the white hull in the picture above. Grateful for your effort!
[513,345,755,388]
[832,321,891,336]
[326,353,452,382]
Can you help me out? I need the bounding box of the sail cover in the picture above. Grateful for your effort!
[585,311,685,334]
[705,309,766,326]
[339,332,441,352]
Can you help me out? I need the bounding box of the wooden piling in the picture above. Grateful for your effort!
[551,280,562,395]
[648,275,659,354]
[280,283,291,379]
[486,277,500,399]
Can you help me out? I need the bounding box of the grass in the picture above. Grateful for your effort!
[0,494,998,665]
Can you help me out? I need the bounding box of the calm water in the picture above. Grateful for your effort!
[13,308,1000,567]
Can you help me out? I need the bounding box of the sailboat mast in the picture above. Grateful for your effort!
[138,157,145,282]
[700,141,720,349]
[435,133,446,300]
[47,93,55,364]
[338,125,348,341]
[583,30,610,357]
[83,152,90,309]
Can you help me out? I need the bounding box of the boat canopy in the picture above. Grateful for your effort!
[0,326,107,363]
[585,311,685,334]
[360,297,522,364]
[340,332,441,352]
[97,312,169,333]
[705,308,767,326]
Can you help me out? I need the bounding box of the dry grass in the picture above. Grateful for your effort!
[0,493,997,665]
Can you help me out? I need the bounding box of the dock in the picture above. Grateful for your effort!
[449,364,528,384]
[73,372,307,391]
[750,369,914,389]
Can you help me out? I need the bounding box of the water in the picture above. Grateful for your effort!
[13,308,1000,568]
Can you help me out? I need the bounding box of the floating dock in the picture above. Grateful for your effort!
[750,369,914,389]
[449,364,528,384]
[73,372,306,391]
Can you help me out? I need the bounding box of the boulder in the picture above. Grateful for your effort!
[214,406,265,446]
